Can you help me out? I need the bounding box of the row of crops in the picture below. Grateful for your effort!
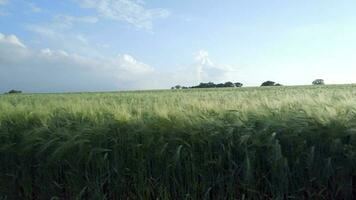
[0,85,356,199]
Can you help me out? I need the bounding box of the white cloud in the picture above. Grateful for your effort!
[54,15,99,26]
[193,50,239,83]
[76,0,170,30]
[165,50,240,87]
[0,33,243,92]
[28,14,98,35]
[195,50,214,66]
[27,14,100,55]
[0,33,26,48]
[0,33,157,92]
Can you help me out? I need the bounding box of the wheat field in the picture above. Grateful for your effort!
[1,85,356,199]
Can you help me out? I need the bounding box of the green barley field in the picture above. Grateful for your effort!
[1,85,356,199]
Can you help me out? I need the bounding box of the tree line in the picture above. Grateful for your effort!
[2,79,326,94]
[4,90,22,94]
[171,79,325,89]
[171,82,243,90]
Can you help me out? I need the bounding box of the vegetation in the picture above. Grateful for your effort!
[172,81,243,89]
[261,81,282,87]
[0,85,356,199]
[313,79,325,85]
[234,82,243,87]
[5,89,22,94]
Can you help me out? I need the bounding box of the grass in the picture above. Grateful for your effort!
[0,85,356,199]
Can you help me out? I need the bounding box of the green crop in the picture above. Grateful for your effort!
[0,85,356,199]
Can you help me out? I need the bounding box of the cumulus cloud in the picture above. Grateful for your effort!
[0,33,241,92]
[194,50,239,83]
[166,50,240,87]
[76,0,170,30]
[0,33,157,92]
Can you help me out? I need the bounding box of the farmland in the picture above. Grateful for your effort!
[0,85,356,199]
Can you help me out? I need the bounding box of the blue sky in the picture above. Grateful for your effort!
[1,0,356,92]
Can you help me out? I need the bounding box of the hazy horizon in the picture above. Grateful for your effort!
[1,0,356,93]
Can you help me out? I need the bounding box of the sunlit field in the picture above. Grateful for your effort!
[1,85,356,199]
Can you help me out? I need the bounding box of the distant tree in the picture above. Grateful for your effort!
[188,81,244,89]
[205,82,215,88]
[174,85,182,89]
[261,81,276,87]
[192,82,216,88]
[171,87,175,90]
[215,83,225,88]
[224,82,235,87]
[6,90,22,94]
[182,86,188,89]
[234,82,243,87]
[275,83,283,86]
[312,79,325,85]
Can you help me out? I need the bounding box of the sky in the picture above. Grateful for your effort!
[1,0,356,92]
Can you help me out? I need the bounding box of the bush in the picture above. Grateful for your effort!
[234,82,243,87]
[312,79,325,85]
[182,81,244,89]
[223,81,235,87]
[261,81,283,87]
[261,81,276,86]
[5,90,22,94]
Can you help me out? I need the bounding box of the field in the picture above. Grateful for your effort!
[0,85,356,199]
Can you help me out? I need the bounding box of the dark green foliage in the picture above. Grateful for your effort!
[261,81,275,86]
[171,85,188,90]
[261,81,283,87]
[234,82,243,87]
[5,89,22,94]
[313,79,325,85]
[223,81,235,87]
[0,112,355,199]
[192,82,216,88]
[188,81,243,89]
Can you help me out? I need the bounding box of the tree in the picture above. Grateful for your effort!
[224,82,235,87]
[174,85,182,89]
[312,79,325,85]
[192,82,216,88]
[215,83,225,88]
[6,90,22,94]
[205,82,215,88]
[186,81,243,89]
[260,81,283,87]
[261,81,276,87]
[234,82,243,87]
